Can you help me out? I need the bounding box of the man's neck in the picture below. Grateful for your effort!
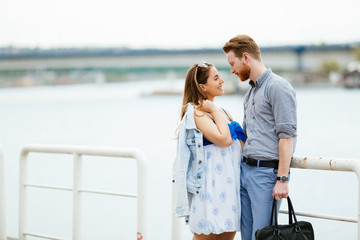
[250,62,267,83]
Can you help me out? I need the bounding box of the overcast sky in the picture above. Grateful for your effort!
[1,0,360,49]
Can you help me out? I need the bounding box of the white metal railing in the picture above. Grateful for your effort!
[171,156,360,240]
[0,145,6,240]
[19,144,147,240]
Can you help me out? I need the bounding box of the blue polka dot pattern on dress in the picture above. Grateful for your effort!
[215,164,223,174]
[207,151,212,159]
[213,207,219,216]
[212,179,215,187]
[225,219,233,230]
[208,221,215,232]
[227,177,233,184]
[219,191,226,202]
[199,192,207,201]
[206,193,212,203]
[198,219,206,230]
[232,205,237,214]
[221,150,226,158]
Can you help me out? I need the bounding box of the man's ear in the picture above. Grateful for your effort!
[243,52,250,61]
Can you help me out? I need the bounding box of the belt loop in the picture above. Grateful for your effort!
[256,159,260,167]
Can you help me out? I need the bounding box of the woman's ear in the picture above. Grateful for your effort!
[199,84,206,92]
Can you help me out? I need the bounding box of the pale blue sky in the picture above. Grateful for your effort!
[1,0,360,49]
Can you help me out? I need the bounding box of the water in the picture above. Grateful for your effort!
[0,82,359,239]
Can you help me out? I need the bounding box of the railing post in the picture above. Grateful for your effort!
[135,150,147,240]
[19,149,28,240]
[355,163,360,240]
[73,153,82,240]
[171,182,182,240]
[0,145,6,240]
[171,160,181,240]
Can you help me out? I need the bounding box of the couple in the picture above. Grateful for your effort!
[174,34,297,240]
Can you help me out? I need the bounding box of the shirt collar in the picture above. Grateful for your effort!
[249,68,272,88]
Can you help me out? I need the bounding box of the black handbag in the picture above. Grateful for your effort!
[255,196,314,240]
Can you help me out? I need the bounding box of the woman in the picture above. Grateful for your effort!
[173,62,246,240]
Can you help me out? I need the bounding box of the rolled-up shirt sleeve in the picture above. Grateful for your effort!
[269,81,297,139]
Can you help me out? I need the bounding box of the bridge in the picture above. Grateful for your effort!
[0,43,359,88]
[0,43,358,72]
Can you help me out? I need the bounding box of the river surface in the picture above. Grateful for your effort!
[0,81,359,239]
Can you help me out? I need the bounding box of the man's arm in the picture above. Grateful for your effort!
[272,137,293,201]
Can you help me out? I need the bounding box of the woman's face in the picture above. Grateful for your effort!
[200,67,225,99]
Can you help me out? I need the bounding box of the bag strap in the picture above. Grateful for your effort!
[287,196,299,224]
[270,196,299,227]
[287,197,293,224]
[269,198,278,227]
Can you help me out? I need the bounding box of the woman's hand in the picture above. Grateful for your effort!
[200,100,218,113]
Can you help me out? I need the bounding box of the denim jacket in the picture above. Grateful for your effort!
[173,104,205,217]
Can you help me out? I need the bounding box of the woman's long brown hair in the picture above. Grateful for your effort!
[180,63,213,120]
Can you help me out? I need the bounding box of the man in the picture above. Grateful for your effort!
[223,35,297,240]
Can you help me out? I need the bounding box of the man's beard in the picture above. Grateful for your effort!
[239,63,251,82]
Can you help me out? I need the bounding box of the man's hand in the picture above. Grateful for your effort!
[272,181,288,201]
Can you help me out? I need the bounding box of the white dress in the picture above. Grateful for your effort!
[189,139,242,235]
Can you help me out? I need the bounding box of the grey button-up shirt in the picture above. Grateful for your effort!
[243,68,297,160]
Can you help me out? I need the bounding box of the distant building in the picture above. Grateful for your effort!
[342,61,360,88]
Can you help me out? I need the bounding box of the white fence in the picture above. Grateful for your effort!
[18,144,147,240]
[0,145,358,239]
[171,156,360,240]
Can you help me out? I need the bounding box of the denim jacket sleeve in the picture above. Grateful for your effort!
[174,120,191,217]
[173,104,201,217]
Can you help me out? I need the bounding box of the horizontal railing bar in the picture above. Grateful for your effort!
[23,184,137,198]
[24,232,69,240]
[21,144,145,160]
[24,184,72,191]
[291,156,360,174]
[80,188,137,198]
[279,210,358,223]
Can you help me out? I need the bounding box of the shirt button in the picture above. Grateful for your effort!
[197,145,201,148]
[196,191,199,194]
[198,176,201,179]
[199,160,202,164]
[252,116,255,119]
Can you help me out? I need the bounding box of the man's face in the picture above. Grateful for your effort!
[226,50,251,82]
